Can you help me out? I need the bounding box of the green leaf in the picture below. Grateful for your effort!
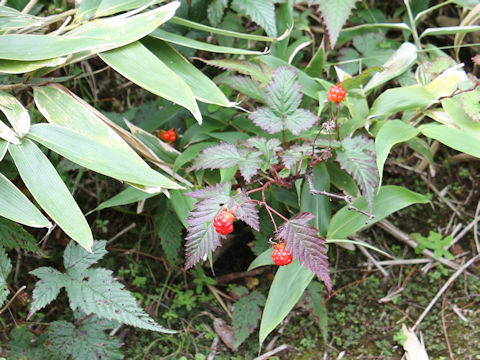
[76,0,101,21]
[169,190,196,228]
[327,185,430,239]
[150,29,264,55]
[142,38,233,107]
[0,173,51,228]
[89,186,155,214]
[29,267,67,317]
[198,58,272,84]
[0,57,67,74]
[0,118,20,144]
[305,281,328,343]
[0,91,30,136]
[336,136,379,212]
[33,86,182,190]
[420,25,480,38]
[247,248,274,271]
[28,124,181,190]
[0,247,11,308]
[9,139,93,251]
[217,76,266,102]
[100,41,202,123]
[259,260,314,345]
[459,90,480,122]
[156,207,183,264]
[370,85,436,117]
[313,0,357,49]
[375,120,419,185]
[326,161,359,197]
[208,0,228,25]
[301,163,330,235]
[95,0,163,17]
[232,0,277,37]
[4,325,46,359]
[47,319,123,360]
[233,290,266,347]
[173,142,216,173]
[63,240,108,272]
[419,123,480,158]
[0,218,43,254]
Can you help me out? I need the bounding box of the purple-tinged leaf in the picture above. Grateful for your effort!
[191,143,242,171]
[186,182,232,200]
[284,109,318,135]
[265,67,302,115]
[335,136,378,212]
[275,212,331,292]
[249,107,283,134]
[281,144,316,171]
[228,191,260,231]
[244,137,281,166]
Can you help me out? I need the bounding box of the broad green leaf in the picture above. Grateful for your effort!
[247,248,274,271]
[208,0,228,25]
[0,173,50,228]
[459,90,480,122]
[0,6,44,31]
[28,124,181,190]
[365,42,417,92]
[0,57,67,74]
[327,185,430,239]
[375,120,419,185]
[217,76,266,102]
[233,290,266,347]
[77,0,101,21]
[425,68,469,99]
[9,139,93,251]
[0,91,30,136]
[232,0,277,37]
[156,206,183,264]
[173,142,218,173]
[301,163,330,235]
[313,0,357,49]
[0,120,20,144]
[370,85,436,117]
[100,41,202,123]
[95,0,163,17]
[0,246,11,308]
[419,123,480,158]
[33,87,183,189]
[142,38,233,107]
[169,189,196,228]
[150,29,264,55]
[442,97,480,134]
[326,161,359,197]
[259,260,314,345]
[63,240,107,272]
[89,186,156,214]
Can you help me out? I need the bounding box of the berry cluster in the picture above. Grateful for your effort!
[328,84,346,103]
[213,210,235,235]
[161,129,176,142]
[271,242,292,266]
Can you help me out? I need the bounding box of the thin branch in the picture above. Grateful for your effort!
[412,254,480,331]
[253,344,290,360]
[307,174,375,222]
[0,286,26,314]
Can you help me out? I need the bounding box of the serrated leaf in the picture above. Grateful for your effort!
[186,182,232,200]
[0,217,43,254]
[275,212,331,292]
[208,0,228,25]
[0,246,11,307]
[244,137,281,166]
[191,143,243,170]
[238,149,263,182]
[227,192,260,231]
[265,67,303,115]
[5,325,46,360]
[156,207,183,264]
[313,0,357,49]
[63,240,107,272]
[198,58,272,84]
[46,319,123,360]
[284,109,318,135]
[233,290,266,347]
[232,0,277,37]
[29,267,68,318]
[304,281,328,343]
[336,136,378,212]
[249,107,283,134]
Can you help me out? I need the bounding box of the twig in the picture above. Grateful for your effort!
[377,220,463,272]
[412,254,480,331]
[358,244,389,277]
[441,286,455,360]
[253,344,289,360]
[451,208,480,247]
[0,286,26,314]
[207,336,219,360]
[362,259,432,266]
[420,175,462,217]
[214,268,265,284]
[307,175,375,222]
[21,0,37,14]
[107,223,136,244]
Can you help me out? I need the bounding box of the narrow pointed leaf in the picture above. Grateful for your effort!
[420,123,480,158]
[370,85,436,117]
[142,38,233,107]
[0,173,50,228]
[232,0,277,37]
[0,91,30,136]
[0,57,67,74]
[0,121,20,144]
[9,139,93,251]
[95,0,163,17]
[0,247,11,307]
[100,41,202,123]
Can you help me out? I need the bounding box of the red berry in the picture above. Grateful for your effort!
[271,242,293,266]
[213,210,235,235]
[160,129,176,142]
[328,85,346,103]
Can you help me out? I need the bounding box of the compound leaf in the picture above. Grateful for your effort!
[191,143,242,170]
[336,136,378,212]
[284,109,318,135]
[227,191,260,231]
[233,290,266,347]
[265,66,302,115]
[249,107,283,134]
[232,0,277,37]
[275,212,331,292]
[46,319,123,360]
[63,240,107,273]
